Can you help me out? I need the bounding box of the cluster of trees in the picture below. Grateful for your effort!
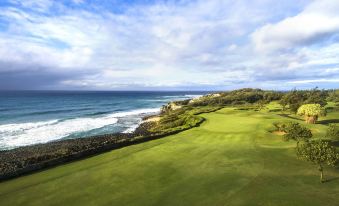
[270,88,339,183]
[168,88,338,183]
[151,106,221,134]
[327,89,339,102]
[279,88,328,112]
[184,88,283,106]
[273,120,339,183]
[326,124,339,140]
[274,122,312,145]
[174,88,336,112]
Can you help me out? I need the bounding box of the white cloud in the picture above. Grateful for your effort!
[9,0,54,12]
[72,0,85,4]
[289,79,339,84]
[0,0,337,90]
[251,0,339,53]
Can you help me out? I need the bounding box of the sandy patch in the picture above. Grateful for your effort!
[259,144,295,149]
[272,131,286,136]
[144,116,161,123]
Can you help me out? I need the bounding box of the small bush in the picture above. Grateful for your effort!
[272,122,289,132]
[283,122,312,142]
[273,122,312,142]
[326,124,339,140]
[282,134,290,142]
[149,106,219,134]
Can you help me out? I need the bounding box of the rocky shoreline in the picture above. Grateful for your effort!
[0,94,212,181]
[0,115,163,181]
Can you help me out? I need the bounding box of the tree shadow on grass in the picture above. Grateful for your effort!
[269,109,282,112]
[317,119,339,125]
[323,177,339,183]
[277,114,303,121]
[317,164,339,183]
[329,140,339,147]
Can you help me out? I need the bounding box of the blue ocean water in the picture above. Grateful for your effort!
[0,91,206,150]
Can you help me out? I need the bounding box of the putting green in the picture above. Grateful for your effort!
[0,108,338,206]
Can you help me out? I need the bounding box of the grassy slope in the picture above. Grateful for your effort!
[0,106,338,206]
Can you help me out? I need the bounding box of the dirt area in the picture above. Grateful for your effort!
[144,116,161,123]
[272,131,286,136]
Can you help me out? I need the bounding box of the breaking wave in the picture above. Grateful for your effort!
[0,108,160,150]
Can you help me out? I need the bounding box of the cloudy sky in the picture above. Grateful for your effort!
[0,0,338,90]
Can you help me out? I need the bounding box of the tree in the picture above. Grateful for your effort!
[326,124,339,141]
[297,104,323,124]
[283,122,312,146]
[303,87,328,107]
[278,88,328,113]
[282,90,306,113]
[279,96,289,111]
[327,89,339,102]
[256,100,266,110]
[296,140,339,183]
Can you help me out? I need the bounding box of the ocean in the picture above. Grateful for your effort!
[0,91,207,150]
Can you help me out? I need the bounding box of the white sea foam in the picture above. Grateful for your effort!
[122,121,142,133]
[107,108,160,118]
[184,94,203,98]
[0,108,160,149]
[119,108,160,133]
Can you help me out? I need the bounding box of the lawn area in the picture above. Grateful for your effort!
[0,107,338,206]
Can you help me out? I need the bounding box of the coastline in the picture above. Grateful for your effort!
[0,91,206,151]
[142,114,161,123]
[0,98,197,181]
[0,110,164,180]
[0,92,217,181]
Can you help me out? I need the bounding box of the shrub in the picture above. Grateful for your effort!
[283,122,312,144]
[273,122,288,132]
[149,106,219,134]
[326,124,339,140]
[273,122,312,144]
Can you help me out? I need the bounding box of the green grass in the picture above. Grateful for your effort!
[0,107,338,206]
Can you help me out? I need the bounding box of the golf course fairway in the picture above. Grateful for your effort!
[0,107,338,206]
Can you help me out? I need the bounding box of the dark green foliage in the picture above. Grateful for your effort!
[284,123,312,143]
[272,122,288,132]
[326,89,339,102]
[325,106,339,113]
[172,99,190,106]
[150,106,220,134]
[296,140,339,182]
[279,97,289,111]
[193,87,331,110]
[273,122,312,143]
[190,88,283,107]
[303,88,328,106]
[184,88,330,110]
[279,90,304,112]
[326,124,339,140]
[263,91,283,102]
[279,88,328,113]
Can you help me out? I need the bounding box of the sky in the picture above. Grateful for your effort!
[0,0,338,91]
